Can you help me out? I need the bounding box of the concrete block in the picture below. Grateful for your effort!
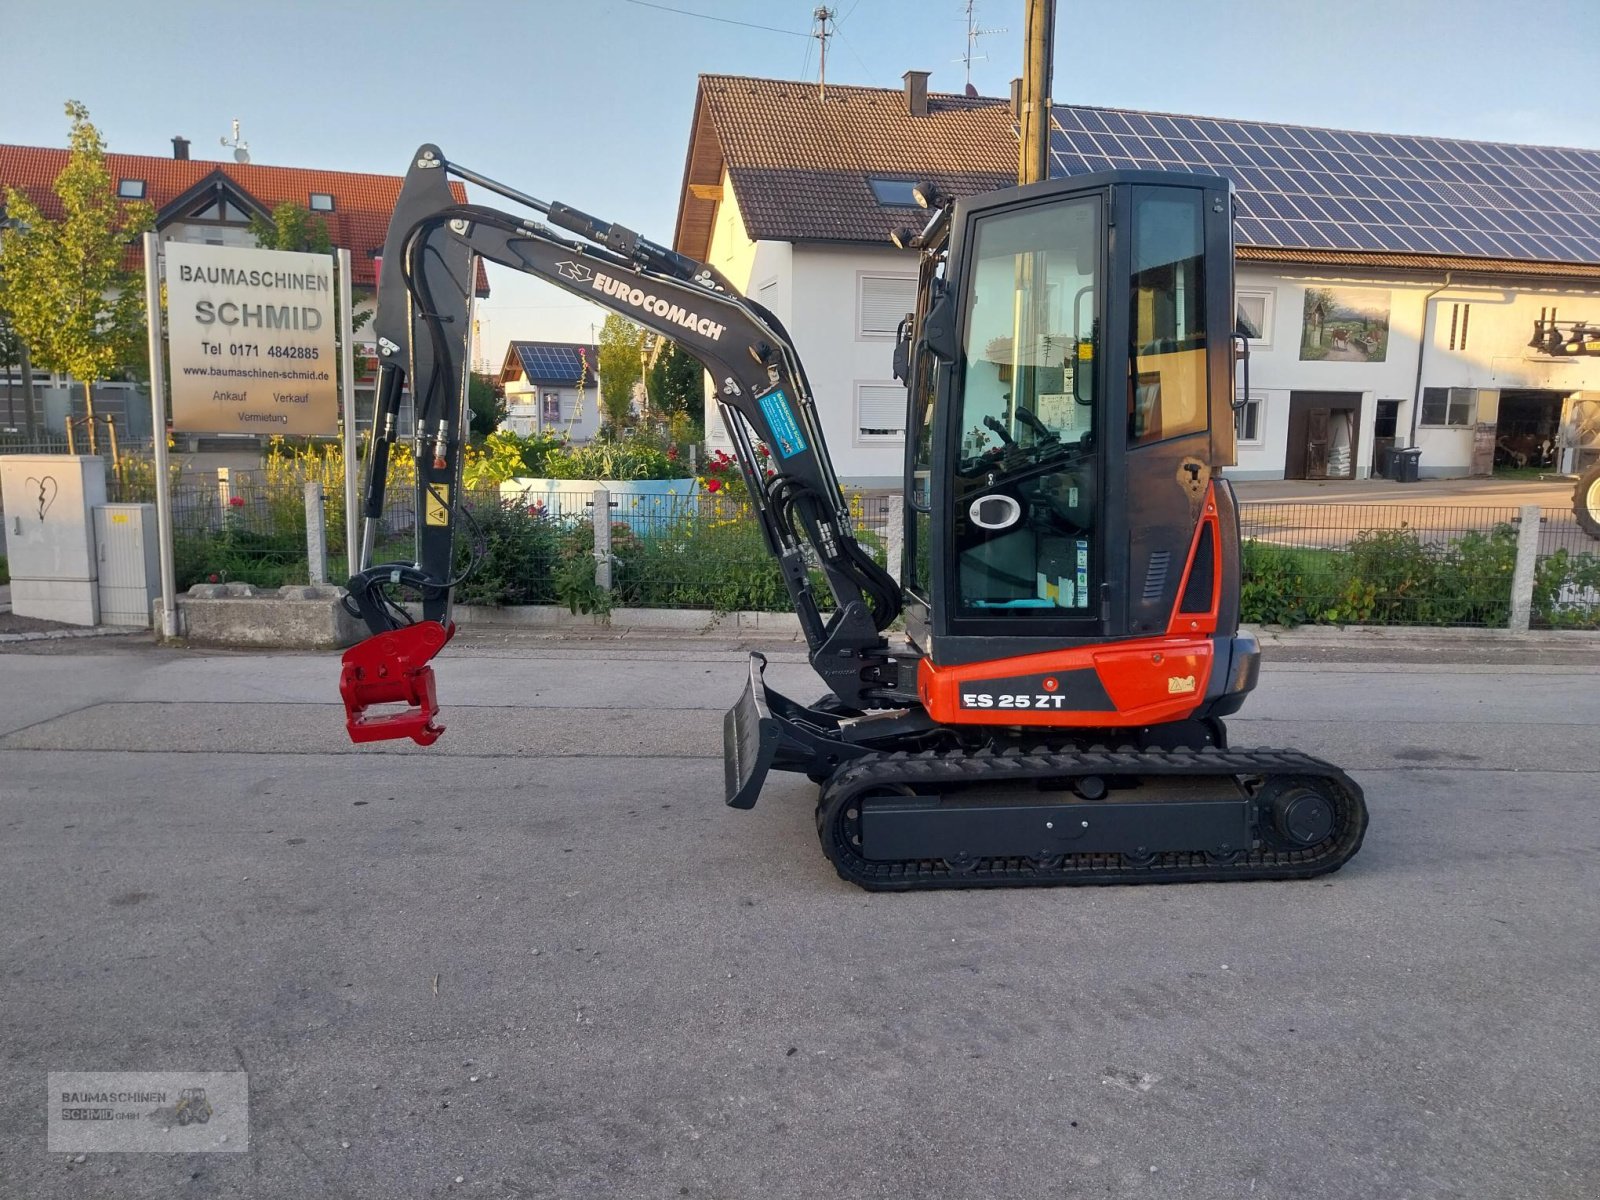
[160,587,362,649]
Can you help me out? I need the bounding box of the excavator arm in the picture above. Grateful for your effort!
[340,146,904,743]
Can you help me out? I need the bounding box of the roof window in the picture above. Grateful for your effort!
[309,192,334,212]
[117,179,146,199]
[869,178,921,207]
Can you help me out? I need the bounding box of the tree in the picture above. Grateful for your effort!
[0,101,153,455]
[597,314,644,434]
[468,372,505,437]
[646,340,704,425]
[248,202,332,256]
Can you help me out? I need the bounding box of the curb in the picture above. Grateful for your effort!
[450,604,804,636]
[0,625,146,645]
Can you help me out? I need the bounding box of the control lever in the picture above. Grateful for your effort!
[1014,408,1059,442]
[982,414,1017,447]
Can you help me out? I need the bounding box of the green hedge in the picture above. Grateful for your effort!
[1242,524,1600,629]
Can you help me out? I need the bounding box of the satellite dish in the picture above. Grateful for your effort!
[233,147,250,164]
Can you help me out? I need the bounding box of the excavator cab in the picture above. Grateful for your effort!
[899,173,1259,727]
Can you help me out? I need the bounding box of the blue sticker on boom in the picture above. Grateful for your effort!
[758,389,808,459]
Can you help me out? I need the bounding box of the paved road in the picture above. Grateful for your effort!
[2,632,1598,1199]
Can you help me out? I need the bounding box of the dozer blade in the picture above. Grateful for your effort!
[723,653,780,809]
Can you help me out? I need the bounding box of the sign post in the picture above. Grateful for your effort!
[141,232,178,638]
[337,248,359,576]
[163,243,339,436]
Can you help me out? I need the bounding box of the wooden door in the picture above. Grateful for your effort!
[1306,408,1330,478]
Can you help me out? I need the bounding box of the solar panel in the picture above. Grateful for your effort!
[1049,105,1600,264]
[514,343,593,384]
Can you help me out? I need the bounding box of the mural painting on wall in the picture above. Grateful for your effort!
[1300,287,1391,363]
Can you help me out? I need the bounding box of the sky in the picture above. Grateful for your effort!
[7,0,1599,366]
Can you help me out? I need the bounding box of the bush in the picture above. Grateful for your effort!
[1534,549,1600,629]
[0,553,9,585]
[1241,524,1517,628]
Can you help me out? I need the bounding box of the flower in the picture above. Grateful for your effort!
[207,573,219,583]
[706,479,722,493]
[228,495,246,507]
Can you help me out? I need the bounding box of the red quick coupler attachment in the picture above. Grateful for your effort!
[339,621,455,745]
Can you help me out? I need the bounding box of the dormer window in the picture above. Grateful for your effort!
[117,179,146,199]
[309,192,334,212]
[868,178,920,207]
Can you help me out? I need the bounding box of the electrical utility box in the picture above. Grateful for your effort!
[0,455,106,626]
[93,504,159,627]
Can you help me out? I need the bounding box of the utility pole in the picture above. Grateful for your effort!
[1016,0,1057,185]
[813,6,835,100]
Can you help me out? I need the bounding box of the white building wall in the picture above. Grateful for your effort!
[1229,266,1600,480]
[786,245,915,485]
[502,381,600,442]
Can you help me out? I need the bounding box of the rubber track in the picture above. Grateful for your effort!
[816,744,1368,892]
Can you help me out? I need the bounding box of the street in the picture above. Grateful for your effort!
[1,631,1598,1198]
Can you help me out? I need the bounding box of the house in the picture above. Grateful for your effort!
[497,341,600,442]
[673,73,1600,482]
[0,137,486,442]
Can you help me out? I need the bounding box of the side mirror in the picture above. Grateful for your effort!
[1231,330,1250,411]
[923,286,958,363]
[892,316,912,382]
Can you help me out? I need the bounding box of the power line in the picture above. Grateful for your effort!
[619,0,808,37]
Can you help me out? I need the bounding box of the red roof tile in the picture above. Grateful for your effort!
[0,145,486,294]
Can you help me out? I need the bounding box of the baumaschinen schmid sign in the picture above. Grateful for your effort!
[164,242,338,435]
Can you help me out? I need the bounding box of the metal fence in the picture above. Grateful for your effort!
[1238,501,1600,629]
[5,445,1599,627]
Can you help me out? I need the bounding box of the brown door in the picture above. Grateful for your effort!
[1305,408,1330,478]
[1287,391,1363,480]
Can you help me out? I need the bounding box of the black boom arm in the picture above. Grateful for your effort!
[339,146,904,741]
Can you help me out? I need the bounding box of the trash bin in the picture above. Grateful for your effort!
[1375,444,1396,479]
[1391,447,1422,483]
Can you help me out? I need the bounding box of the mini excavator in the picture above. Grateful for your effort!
[338,146,1369,891]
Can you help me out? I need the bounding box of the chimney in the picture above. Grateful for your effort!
[903,70,930,118]
[1009,78,1022,120]
[172,136,190,161]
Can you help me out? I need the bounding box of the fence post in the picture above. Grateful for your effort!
[304,480,327,585]
[592,486,612,592]
[216,466,232,514]
[1509,503,1541,632]
[884,493,904,584]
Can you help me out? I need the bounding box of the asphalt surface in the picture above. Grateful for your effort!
[2,630,1598,1199]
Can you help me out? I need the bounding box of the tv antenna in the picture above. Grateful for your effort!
[220,119,250,164]
[957,0,1006,93]
[812,6,835,100]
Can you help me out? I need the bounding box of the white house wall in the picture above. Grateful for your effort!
[1230,266,1600,480]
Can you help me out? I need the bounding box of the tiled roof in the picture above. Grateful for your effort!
[0,145,484,292]
[1050,104,1600,266]
[675,75,1016,256]
[501,341,596,386]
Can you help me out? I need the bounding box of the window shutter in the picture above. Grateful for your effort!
[859,276,916,337]
[857,383,906,439]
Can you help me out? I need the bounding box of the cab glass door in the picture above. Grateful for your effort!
[950,195,1101,623]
